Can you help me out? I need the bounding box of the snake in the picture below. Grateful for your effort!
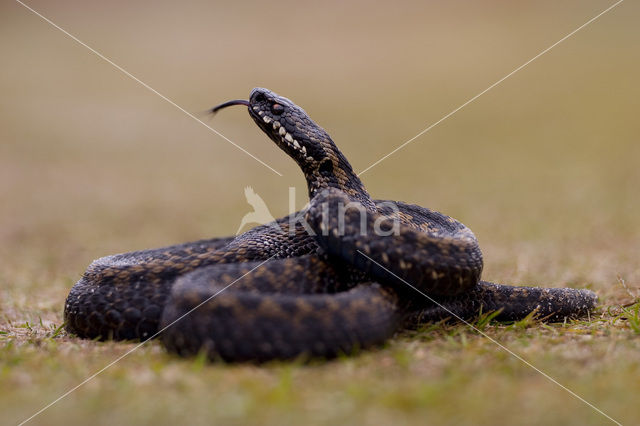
[64,88,598,362]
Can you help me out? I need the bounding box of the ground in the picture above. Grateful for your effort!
[1,1,639,425]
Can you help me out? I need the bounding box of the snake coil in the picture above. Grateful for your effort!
[64,88,597,362]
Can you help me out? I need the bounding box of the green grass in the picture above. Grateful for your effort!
[1,1,639,425]
[2,304,639,425]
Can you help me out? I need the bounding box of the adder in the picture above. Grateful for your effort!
[64,88,597,362]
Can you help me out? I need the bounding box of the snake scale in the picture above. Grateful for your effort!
[64,88,597,362]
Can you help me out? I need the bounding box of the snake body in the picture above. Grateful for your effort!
[65,88,597,361]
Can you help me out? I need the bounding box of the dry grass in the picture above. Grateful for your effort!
[1,1,639,425]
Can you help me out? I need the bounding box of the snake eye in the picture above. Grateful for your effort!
[270,103,284,115]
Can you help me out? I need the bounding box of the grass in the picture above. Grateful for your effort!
[2,303,640,425]
[1,1,639,425]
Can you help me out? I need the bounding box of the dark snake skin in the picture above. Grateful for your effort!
[64,88,598,362]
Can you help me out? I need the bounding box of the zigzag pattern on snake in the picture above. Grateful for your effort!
[64,88,597,362]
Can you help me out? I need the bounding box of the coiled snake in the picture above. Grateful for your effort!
[64,88,597,362]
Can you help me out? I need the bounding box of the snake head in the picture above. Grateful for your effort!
[211,88,372,207]
[247,88,336,170]
[211,88,334,171]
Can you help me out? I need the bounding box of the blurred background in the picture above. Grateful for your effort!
[1,0,638,282]
[1,0,639,424]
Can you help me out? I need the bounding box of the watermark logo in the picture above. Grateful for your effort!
[236,186,401,237]
[236,187,278,235]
